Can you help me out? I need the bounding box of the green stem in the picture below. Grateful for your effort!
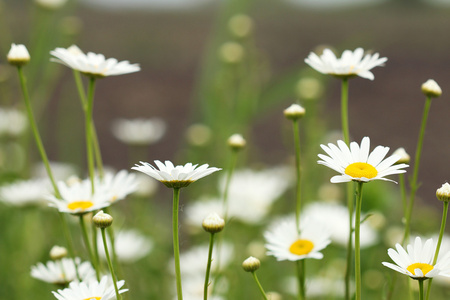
[101,228,122,300]
[399,174,407,216]
[222,149,238,221]
[403,96,432,245]
[425,201,449,300]
[79,215,100,280]
[73,70,87,109]
[16,66,61,198]
[85,77,97,194]
[292,119,302,232]
[296,260,306,300]
[203,233,216,300]
[251,272,269,300]
[341,78,350,145]
[173,188,183,300]
[419,280,424,300]
[354,182,364,300]
[91,123,104,178]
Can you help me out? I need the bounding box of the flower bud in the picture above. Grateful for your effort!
[7,44,30,66]
[436,182,450,202]
[421,79,442,98]
[49,245,68,260]
[93,210,113,228]
[284,104,305,120]
[202,213,225,233]
[393,147,410,164]
[242,256,260,272]
[227,134,246,150]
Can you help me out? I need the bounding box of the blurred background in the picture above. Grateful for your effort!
[1,0,450,299]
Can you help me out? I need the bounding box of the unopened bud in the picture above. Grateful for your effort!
[284,104,305,120]
[228,134,246,150]
[421,79,441,98]
[49,245,68,260]
[202,213,225,233]
[393,147,410,164]
[7,44,30,66]
[436,183,450,202]
[93,210,113,228]
[242,256,260,272]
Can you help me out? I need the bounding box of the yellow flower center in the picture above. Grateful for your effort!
[83,297,101,300]
[289,239,314,256]
[344,162,378,179]
[67,201,94,211]
[407,263,434,276]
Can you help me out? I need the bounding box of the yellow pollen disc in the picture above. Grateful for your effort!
[289,239,314,256]
[67,201,94,211]
[407,263,434,276]
[82,297,101,300]
[344,162,378,179]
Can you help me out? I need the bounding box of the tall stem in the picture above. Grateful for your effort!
[251,272,269,300]
[341,78,350,145]
[296,260,306,300]
[354,182,364,300]
[419,280,424,300]
[172,188,183,300]
[292,119,302,231]
[222,150,238,221]
[203,233,216,300]
[79,215,100,280]
[425,201,449,300]
[101,228,122,300]
[85,78,97,194]
[403,96,432,245]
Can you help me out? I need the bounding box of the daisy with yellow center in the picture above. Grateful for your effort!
[264,216,331,261]
[318,136,408,183]
[382,237,450,280]
[52,275,128,300]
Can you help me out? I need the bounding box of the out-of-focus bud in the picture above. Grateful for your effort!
[283,104,305,120]
[227,134,246,150]
[421,79,441,98]
[393,147,410,165]
[49,245,68,260]
[219,42,244,64]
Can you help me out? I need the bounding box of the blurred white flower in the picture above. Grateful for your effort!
[305,47,387,80]
[50,45,140,78]
[80,0,213,11]
[96,170,138,203]
[31,257,95,285]
[303,202,379,248]
[177,274,226,300]
[0,178,51,207]
[32,161,78,182]
[133,172,159,197]
[111,118,166,145]
[35,0,68,9]
[0,107,28,137]
[97,228,153,263]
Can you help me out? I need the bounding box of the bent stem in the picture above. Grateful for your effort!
[173,188,183,300]
[203,232,216,300]
[251,271,269,300]
[354,182,364,300]
[425,201,449,300]
[101,228,122,300]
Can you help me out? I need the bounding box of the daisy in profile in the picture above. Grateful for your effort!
[95,170,138,203]
[305,47,387,80]
[318,136,408,183]
[50,45,140,78]
[132,160,221,189]
[111,118,166,146]
[31,257,95,285]
[0,178,51,207]
[264,216,331,261]
[382,237,450,280]
[52,275,128,300]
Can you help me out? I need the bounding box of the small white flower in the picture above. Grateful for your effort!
[132,160,221,188]
[52,275,128,300]
[7,44,30,66]
[111,118,166,145]
[98,229,153,263]
[47,178,112,214]
[318,136,408,183]
[305,47,387,80]
[421,79,442,97]
[0,178,51,207]
[50,45,140,78]
[265,216,331,261]
[31,257,95,285]
[382,237,450,279]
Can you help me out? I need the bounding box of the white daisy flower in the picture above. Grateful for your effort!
[111,118,166,145]
[47,178,112,214]
[0,107,28,137]
[97,228,153,263]
[382,237,450,280]
[0,178,52,207]
[318,136,408,183]
[96,170,138,203]
[305,47,387,80]
[132,160,221,188]
[31,257,95,285]
[265,216,331,261]
[52,275,128,300]
[50,45,140,78]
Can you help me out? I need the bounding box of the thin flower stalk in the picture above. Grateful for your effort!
[419,280,424,300]
[296,260,306,300]
[251,271,269,300]
[203,232,216,300]
[100,227,122,300]
[85,77,97,193]
[354,182,364,300]
[425,201,449,300]
[79,215,100,280]
[222,150,238,221]
[173,187,183,300]
[292,118,302,231]
[403,96,433,245]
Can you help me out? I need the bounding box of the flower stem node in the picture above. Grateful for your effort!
[49,245,68,260]
[284,104,305,120]
[93,210,113,228]
[7,44,30,66]
[436,182,450,202]
[392,147,410,164]
[227,133,246,150]
[202,213,225,233]
[421,79,442,98]
[242,256,261,272]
